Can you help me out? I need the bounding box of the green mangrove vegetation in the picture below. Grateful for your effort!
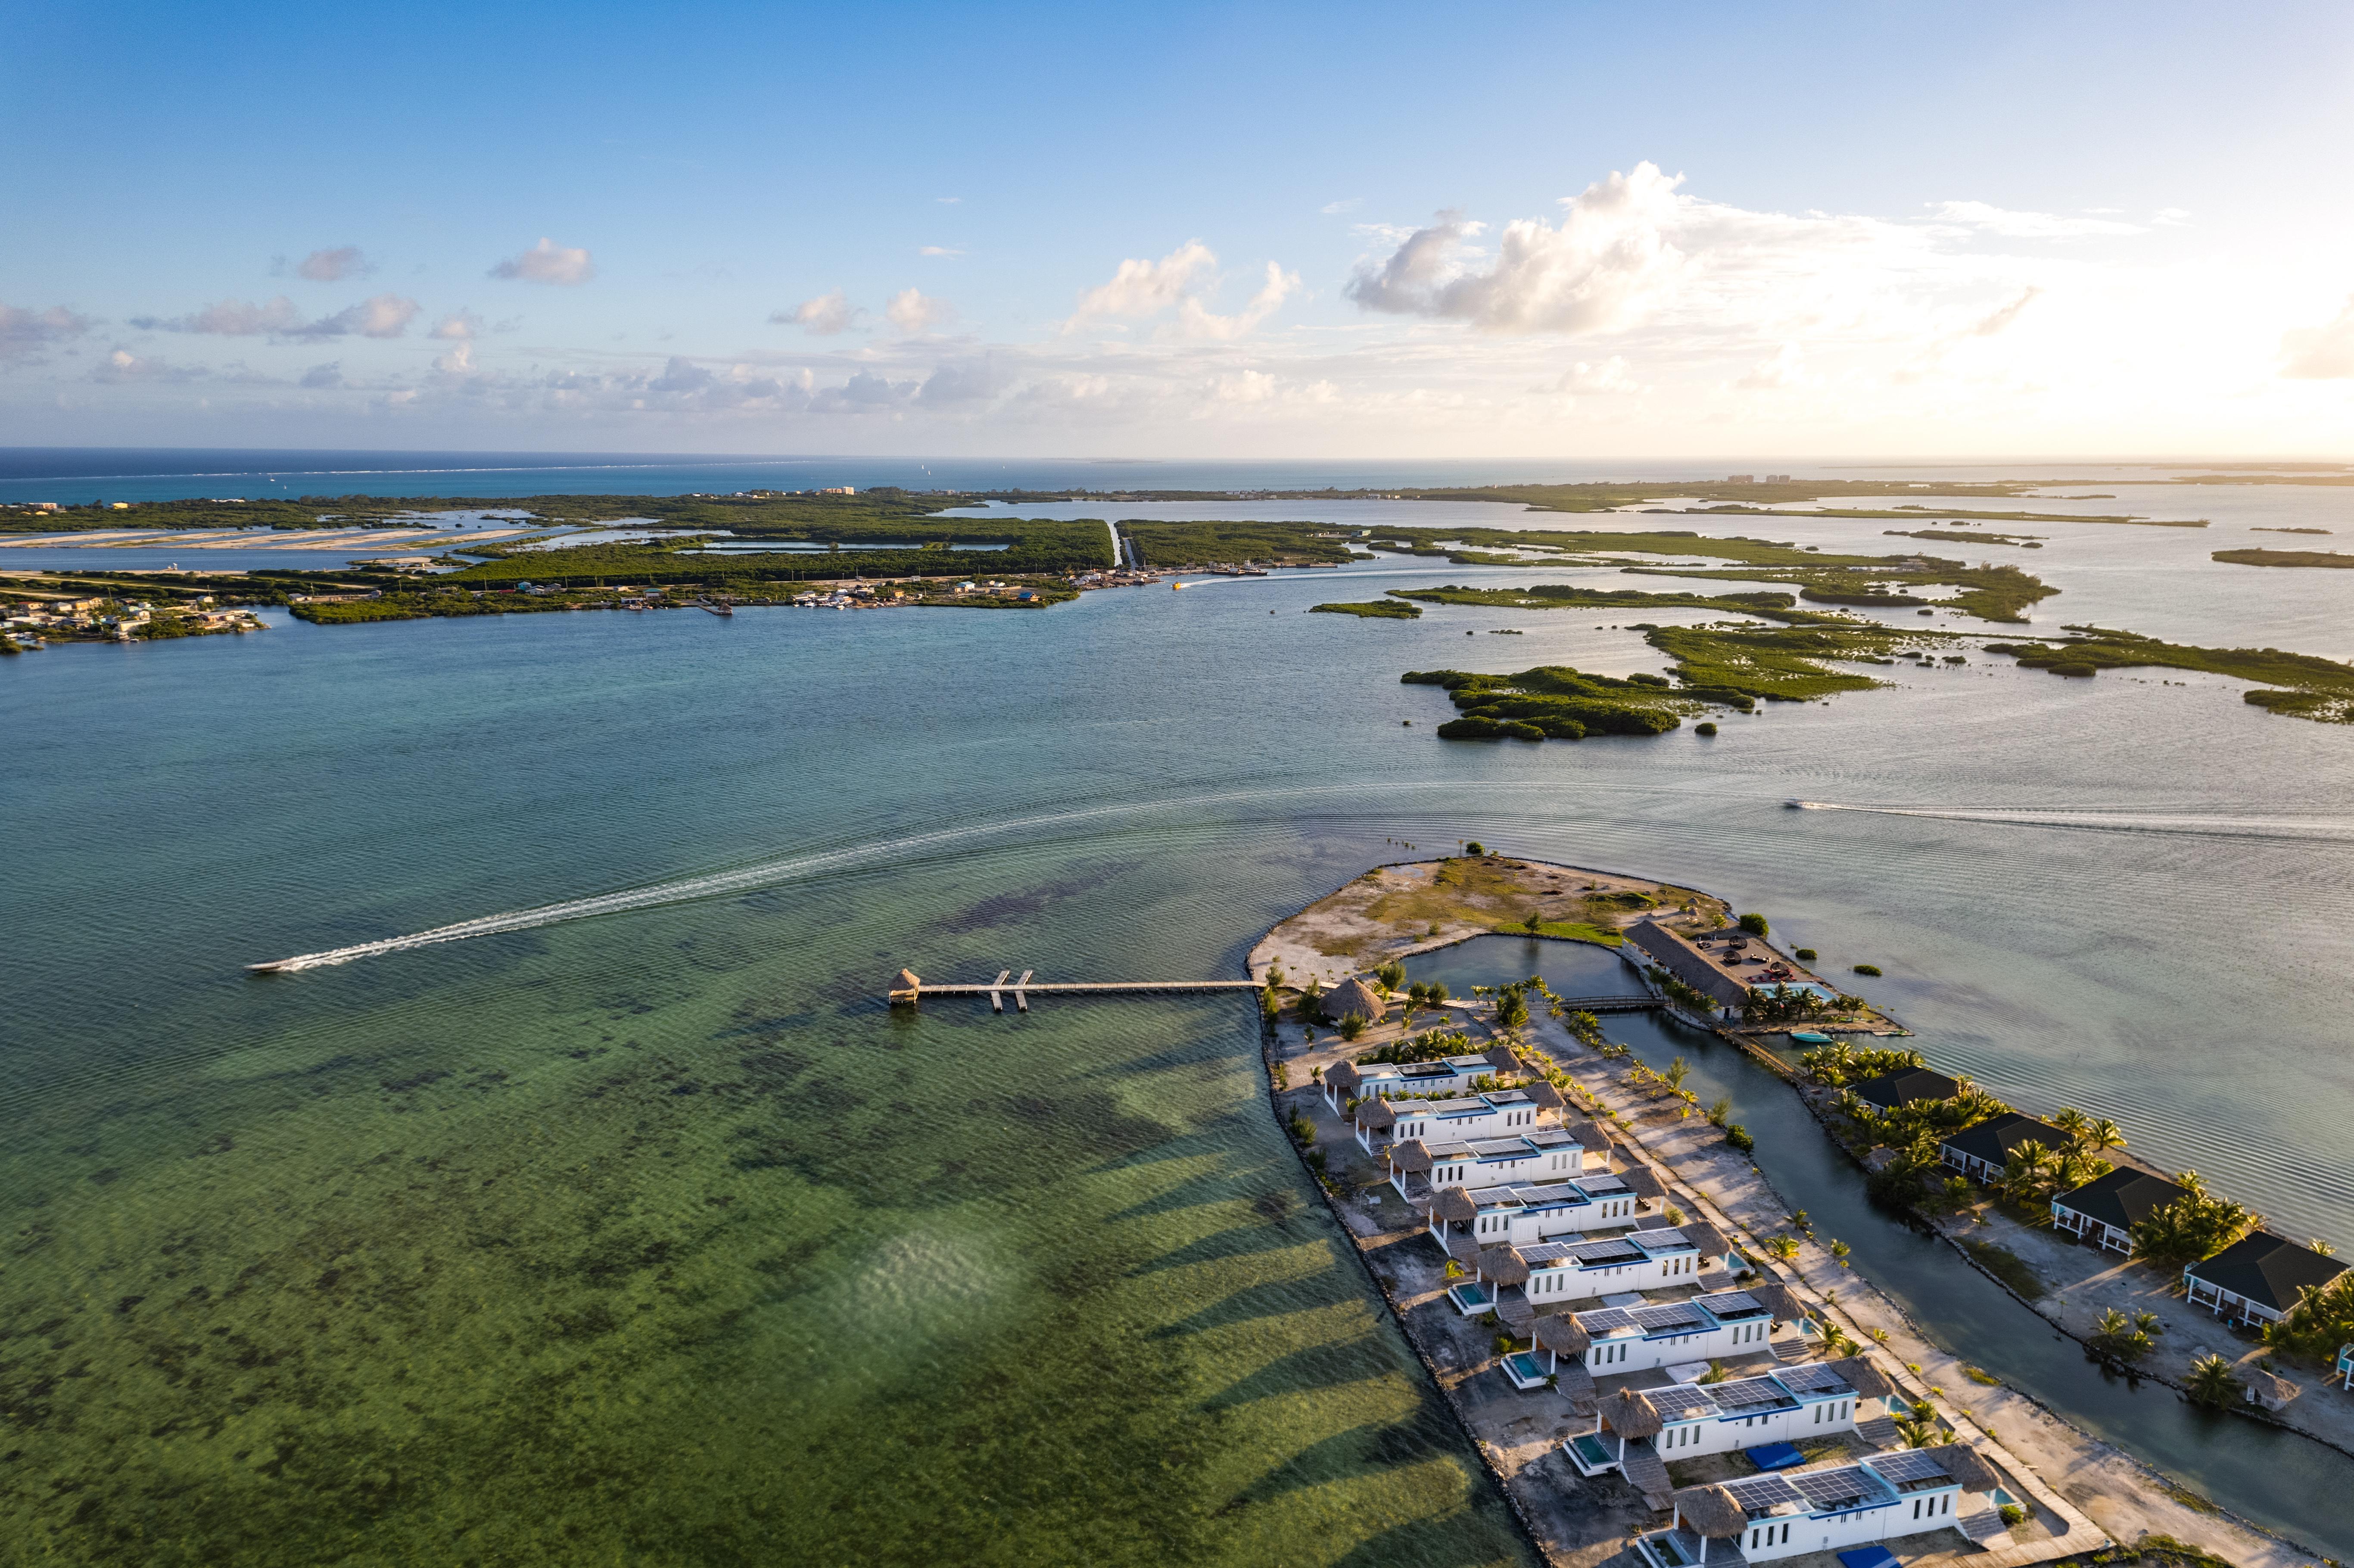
[1885,529,2043,549]
[1114,519,1357,566]
[2211,548,2354,569]
[1308,600,1421,619]
[1980,630,2354,722]
[1,487,979,535]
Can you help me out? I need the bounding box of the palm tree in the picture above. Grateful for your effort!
[2086,1118,2127,1153]
[2049,1107,2091,1148]
[2186,1353,2242,1408]
[1894,1414,1941,1449]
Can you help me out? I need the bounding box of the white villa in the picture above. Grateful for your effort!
[1389,1128,1587,1199]
[1450,1225,1732,1315]
[1321,1048,1519,1111]
[1569,1285,1794,1375]
[1354,1089,1549,1155]
[1428,1174,1641,1249]
[1636,1445,2009,1565]
[1559,1359,1888,1466]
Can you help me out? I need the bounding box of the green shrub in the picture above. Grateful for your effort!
[1737,912,1769,936]
[1338,1011,1368,1041]
[1725,1124,1754,1153]
[2048,661,2097,678]
[1694,721,1718,736]
[1852,963,1882,976]
[1794,947,1817,961]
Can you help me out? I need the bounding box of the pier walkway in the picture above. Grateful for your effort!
[888,969,1262,1012]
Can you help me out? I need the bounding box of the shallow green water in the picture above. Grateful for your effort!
[7,485,2354,1562]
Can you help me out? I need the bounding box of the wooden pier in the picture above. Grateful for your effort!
[888,968,1262,1012]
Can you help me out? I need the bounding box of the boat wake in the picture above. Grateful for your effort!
[1787,800,2354,845]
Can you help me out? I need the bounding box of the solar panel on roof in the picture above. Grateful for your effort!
[1630,1305,1705,1330]
[1868,1450,1954,1485]
[1703,1291,1766,1317]
[1709,1378,1797,1412]
[1574,1307,1635,1332]
[1775,1364,1855,1396]
[1722,1475,1803,1510]
[1791,1468,1884,1512]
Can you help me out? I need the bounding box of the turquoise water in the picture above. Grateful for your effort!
[6,479,2354,1560]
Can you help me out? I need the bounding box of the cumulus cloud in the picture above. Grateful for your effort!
[919,356,1010,404]
[491,238,595,285]
[434,341,476,374]
[2282,296,2354,379]
[774,289,857,335]
[0,302,93,359]
[297,246,371,282]
[1346,164,1688,334]
[1064,242,1297,338]
[133,293,419,339]
[430,309,485,340]
[1212,370,1277,403]
[1929,201,2142,238]
[886,288,953,333]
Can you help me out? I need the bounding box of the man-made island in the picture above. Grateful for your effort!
[1246,852,2339,1568]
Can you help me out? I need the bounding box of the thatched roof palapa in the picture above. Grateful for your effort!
[1431,1187,1479,1226]
[1748,1282,1808,1325]
[1478,1245,1530,1287]
[894,968,922,991]
[1824,1355,1897,1402]
[1532,1313,1591,1356]
[1324,1060,1362,1096]
[1354,1098,1397,1131]
[1483,1044,1520,1076]
[1389,1139,1433,1174]
[1618,1165,1666,1201]
[1326,977,1388,1024]
[1522,1079,1566,1110]
[1673,1485,1750,1540]
[1598,1386,1664,1439]
[1679,1220,1733,1260]
[1919,1442,2004,1493]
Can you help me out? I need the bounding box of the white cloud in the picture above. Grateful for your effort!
[1178,261,1300,340]
[2154,207,2192,226]
[1320,198,1362,215]
[2282,296,2354,379]
[1212,370,1277,403]
[1347,164,1689,333]
[434,341,476,374]
[773,289,857,335]
[936,196,962,205]
[1064,242,1297,339]
[491,238,595,285]
[1929,201,2142,238]
[430,310,484,340]
[919,246,965,258]
[1553,356,1631,394]
[297,246,371,282]
[131,293,418,338]
[0,302,92,359]
[885,288,953,333]
[1068,240,1218,325]
[92,348,203,383]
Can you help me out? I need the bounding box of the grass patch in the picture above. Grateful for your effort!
[2211,548,2354,569]
[1963,1241,2046,1300]
[1526,920,1624,946]
[1963,1365,2000,1386]
[1984,630,2354,724]
[1310,600,1421,619]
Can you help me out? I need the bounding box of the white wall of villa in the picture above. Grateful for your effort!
[1576,1290,1779,1374]
[1520,1230,1709,1304]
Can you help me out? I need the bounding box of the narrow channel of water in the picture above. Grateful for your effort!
[1601,1008,2354,1559]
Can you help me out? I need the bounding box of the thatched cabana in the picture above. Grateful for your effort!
[1679,1219,1733,1263]
[1824,1354,1897,1403]
[1671,1484,1750,1559]
[1478,1245,1530,1288]
[1747,1281,1807,1327]
[1483,1044,1521,1077]
[1522,1079,1566,1111]
[1598,1386,1664,1443]
[1532,1312,1592,1363]
[1354,1098,1397,1132]
[1326,976,1387,1026]
[1618,1165,1666,1201]
[1921,1442,2004,1494]
[894,968,922,991]
[2245,1369,2301,1411]
[1388,1138,1432,1174]
[1323,1060,1362,1104]
[1429,1186,1478,1242]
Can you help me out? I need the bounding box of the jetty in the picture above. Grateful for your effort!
[887,968,1262,1012]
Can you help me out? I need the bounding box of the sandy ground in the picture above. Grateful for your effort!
[1271,988,2326,1568]
[1249,855,1726,989]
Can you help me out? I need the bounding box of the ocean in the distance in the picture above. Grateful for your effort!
[6,452,2354,1562]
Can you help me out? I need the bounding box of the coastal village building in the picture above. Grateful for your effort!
[1450,1224,1731,1316]
[1937,1112,2070,1182]
[2183,1231,2348,1327]
[1625,920,1751,1011]
[1569,1285,1794,1375]
[1849,1067,1962,1114]
[2049,1167,2190,1254]
[1438,1174,1643,1247]
[1637,1445,2005,1566]
[1354,1089,1545,1152]
[1559,1358,1885,1468]
[1322,1052,1505,1111]
[1318,975,1387,1026]
[1389,1128,1586,1199]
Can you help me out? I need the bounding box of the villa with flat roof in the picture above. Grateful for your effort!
[1636,1444,2008,1566]
[1571,1286,1792,1375]
[1432,1175,1642,1249]
[1449,1224,1731,1317]
[2184,1232,2348,1326]
[1323,1053,1503,1111]
[1560,1357,1888,1470]
[1388,1128,1587,1200]
[2050,1167,2189,1254]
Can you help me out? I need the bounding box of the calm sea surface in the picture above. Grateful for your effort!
[6,460,2354,1562]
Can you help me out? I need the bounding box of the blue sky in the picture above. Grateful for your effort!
[7,0,2354,456]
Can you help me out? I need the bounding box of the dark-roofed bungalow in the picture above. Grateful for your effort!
[2185,1232,2349,1327]
[1849,1067,1962,1114]
[1937,1112,2068,1183]
[2050,1167,2190,1254]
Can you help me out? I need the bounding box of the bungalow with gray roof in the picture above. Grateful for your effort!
[1938,1112,2068,1182]
[2051,1167,2189,1254]
[2185,1232,2348,1327]
[1850,1067,1962,1114]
